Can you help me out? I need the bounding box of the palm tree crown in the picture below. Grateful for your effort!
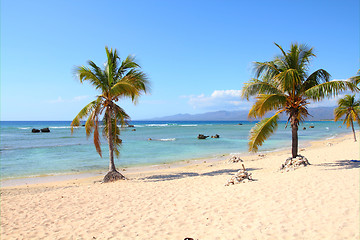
[334,94,360,141]
[242,43,358,158]
[71,46,150,181]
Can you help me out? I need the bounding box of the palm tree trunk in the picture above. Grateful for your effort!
[102,107,126,183]
[351,120,357,142]
[107,108,116,172]
[291,116,299,158]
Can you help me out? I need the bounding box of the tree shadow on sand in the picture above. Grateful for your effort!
[138,168,261,182]
[317,160,360,170]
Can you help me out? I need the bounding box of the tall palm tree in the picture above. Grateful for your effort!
[242,43,358,159]
[71,46,150,182]
[334,94,360,141]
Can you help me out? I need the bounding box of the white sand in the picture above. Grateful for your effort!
[1,133,359,239]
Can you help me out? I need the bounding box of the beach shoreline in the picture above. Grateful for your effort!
[0,131,355,188]
[1,132,359,239]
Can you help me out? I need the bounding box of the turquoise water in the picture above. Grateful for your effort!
[0,120,354,180]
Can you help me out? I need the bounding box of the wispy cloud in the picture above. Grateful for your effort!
[183,90,252,110]
[47,95,89,104]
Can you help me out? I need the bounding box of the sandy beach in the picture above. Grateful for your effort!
[1,133,359,240]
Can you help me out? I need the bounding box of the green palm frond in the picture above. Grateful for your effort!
[84,99,103,137]
[249,114,280,152]
[254,61,280,80]
[73,46,150,164]
[305,80,358,101]
[349,69,360,88]
[334,106,348,122]
[248,94,286,119]
[110,81,139,99]
[302,69,331,91]
[275,68,302,94]
[334,95,360,128]
[241,78,282,100]
[71,99,101,133]
[113,104,130,127]
[117,55,141,78]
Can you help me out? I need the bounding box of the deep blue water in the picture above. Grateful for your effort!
[0,120,355,180]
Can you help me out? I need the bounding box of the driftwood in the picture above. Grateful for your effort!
[225,164,253,186]
[280,155,310,172]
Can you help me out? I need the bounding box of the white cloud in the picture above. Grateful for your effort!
[72,95,89,102]
[184,90,251,110]
[47,95,89,104]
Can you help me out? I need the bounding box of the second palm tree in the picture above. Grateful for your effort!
[71,46,150,182]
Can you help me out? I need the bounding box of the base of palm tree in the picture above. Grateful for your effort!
[103,170,126,183]
[280,155,310,172]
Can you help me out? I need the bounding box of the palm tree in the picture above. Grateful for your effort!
[350,69,360,86]
[242,43,358,159]
[71,46,150,182]
[334,94,360,141]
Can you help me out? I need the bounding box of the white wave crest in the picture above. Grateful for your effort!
[159,138,176,141]
[149,138,176,141]
[145,124,169,127]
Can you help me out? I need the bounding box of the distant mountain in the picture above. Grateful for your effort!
[148,107,336,121]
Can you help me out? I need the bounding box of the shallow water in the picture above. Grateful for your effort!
[0,120,353,180]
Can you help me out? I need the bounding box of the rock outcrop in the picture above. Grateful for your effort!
[197,134,209,139]
[31,128,40,133]
[280,155,310,172]
[228,156,243,163]
[41,128,50,133]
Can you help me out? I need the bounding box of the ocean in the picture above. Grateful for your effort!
[0,120,354,180]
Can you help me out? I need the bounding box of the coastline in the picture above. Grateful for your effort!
[1,132,359,239]
[0,131,354,188]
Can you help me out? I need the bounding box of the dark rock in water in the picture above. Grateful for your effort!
[238,123,243,125]
[41,128,50,133]
[128,125,135,128]
[197,134,209,139]
[303,127,306,130]
[31,128,40,133]
[309,126,314,128]
[132,129,136,131]
[211,134,220,138]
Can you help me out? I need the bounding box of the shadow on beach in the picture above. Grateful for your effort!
[138,168,261,182]
[317,160,360,170]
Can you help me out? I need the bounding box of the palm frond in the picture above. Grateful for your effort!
[275,68,301,94]
[334,106,348,122]
[304,80,358,101]
[249,114,279,152]
[93,118,102,157]
[241,78,282,100]
[302,69,331,91]
[71,99,101,134]
[110,81,139,100]
[248,94,286,119]
[253,61,279,80]
[117,55,140,78]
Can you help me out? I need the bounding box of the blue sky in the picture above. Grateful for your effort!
[1,0,359,120]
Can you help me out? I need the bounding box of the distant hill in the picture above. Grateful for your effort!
[148,107,336,121]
